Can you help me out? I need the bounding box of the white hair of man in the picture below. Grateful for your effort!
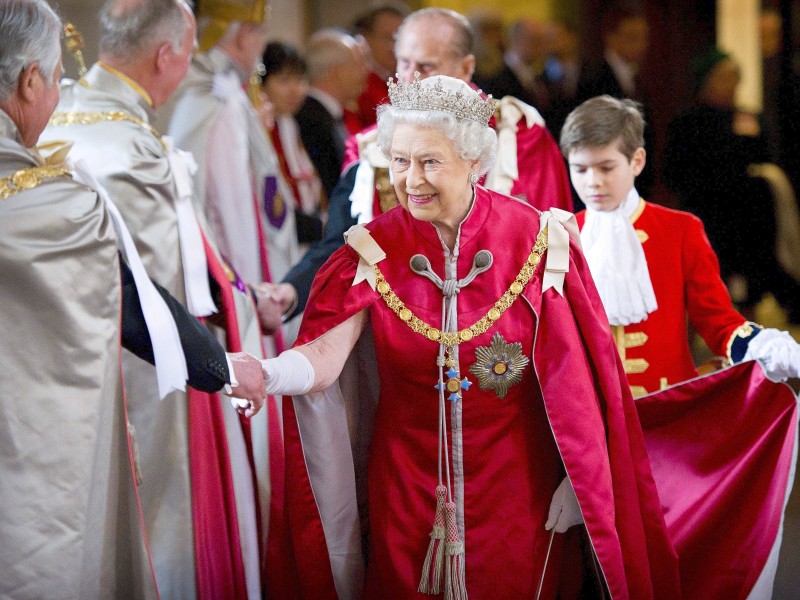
[305,29,360,84]
[100,0,191,60]
[376,105,497,177]
[0,0,61,103]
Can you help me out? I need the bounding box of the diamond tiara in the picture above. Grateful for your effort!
[387,73,497,125]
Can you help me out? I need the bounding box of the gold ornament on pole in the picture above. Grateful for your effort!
[63,22,88,77]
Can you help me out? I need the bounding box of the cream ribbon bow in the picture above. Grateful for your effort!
[163,135,217,317]
[484,96,545,195]
[31,140,74,167]
[344,224,386,289]
[538,208,581,296]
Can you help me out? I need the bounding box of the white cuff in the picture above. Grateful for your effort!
[261,349,315,396]
[223,353,239,395]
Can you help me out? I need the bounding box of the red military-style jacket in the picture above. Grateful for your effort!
[576,200,746,397]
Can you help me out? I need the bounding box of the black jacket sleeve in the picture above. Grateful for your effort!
[281,162,358,320]
[119,256,230,393]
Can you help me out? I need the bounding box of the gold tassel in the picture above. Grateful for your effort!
[444,501,467,600]
[418,485,447,594]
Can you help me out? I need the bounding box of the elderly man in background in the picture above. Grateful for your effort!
[295,28,368,198]
[271,7,573,321]
[40,0,284,597]
[0,0,266,597]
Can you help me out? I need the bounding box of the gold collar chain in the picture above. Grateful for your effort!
[0,165,71,202]
[49,111,166,151]
[375,227,548,346]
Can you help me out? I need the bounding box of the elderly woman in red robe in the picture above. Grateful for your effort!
[261,74,680,599]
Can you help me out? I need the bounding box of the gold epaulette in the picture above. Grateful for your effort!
[49,111,165,150]
[0,165,72,202]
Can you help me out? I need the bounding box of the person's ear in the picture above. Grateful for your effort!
[17,62,42,104]
[155,42,173,74]
[631,147,646,176]
[459,54,476,83]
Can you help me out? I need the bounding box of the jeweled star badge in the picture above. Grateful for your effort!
[469,332,529,399]
[435,366,472,403]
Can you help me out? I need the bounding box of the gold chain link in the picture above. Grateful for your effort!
[49,111,165,150]
[375,227,548,346]
[0,166,72,202]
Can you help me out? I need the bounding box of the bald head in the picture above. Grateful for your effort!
[394,8,475,82]
[305,29,368,104]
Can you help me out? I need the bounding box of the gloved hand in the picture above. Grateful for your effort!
[545,476,584,533]
[743,328,800,382]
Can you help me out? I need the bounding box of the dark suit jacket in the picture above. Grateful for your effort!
[482,64,550,112]
[295,95,347,198]
[281,163,358,319]
[576,59,627,103]
[120,257,230,392]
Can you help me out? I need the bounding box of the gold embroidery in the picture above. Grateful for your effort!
[724,321,763,364]
[624,358,650,374]
[630,385,648,398]
[375,228,548,347]
[0,166,71,201]
[49,111,165,150]
[374,167,399,213]
[612,325,650,375]
[635,230,649,243]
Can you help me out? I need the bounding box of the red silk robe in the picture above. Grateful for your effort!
[277,187,680,599]
[576,201,746,396]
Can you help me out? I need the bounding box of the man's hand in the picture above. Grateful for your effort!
[253,284,284,334]
[253,282,298,332]
[227,352,266,418]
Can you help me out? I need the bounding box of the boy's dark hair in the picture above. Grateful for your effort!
[262,41,306,78]
[559,95,645,160]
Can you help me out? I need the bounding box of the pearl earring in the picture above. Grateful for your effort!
[468,172,478,184]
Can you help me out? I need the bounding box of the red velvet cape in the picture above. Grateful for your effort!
[278,187,680,598]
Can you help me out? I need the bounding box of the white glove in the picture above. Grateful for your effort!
[261,349,315,396]
[743,328,800,382]
[545,476,584,533]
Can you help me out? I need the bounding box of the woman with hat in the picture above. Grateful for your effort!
[263,74,679,598]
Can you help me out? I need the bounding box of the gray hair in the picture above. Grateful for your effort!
[305,29,358,83]
[396,8,474,59]
[0,0,62,103]
[100,0,190,60]
[376,105,497,176]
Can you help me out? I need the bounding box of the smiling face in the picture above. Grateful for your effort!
[568,141,645,212]
[390,123,478,237]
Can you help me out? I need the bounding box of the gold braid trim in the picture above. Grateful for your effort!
[49,111,165,150]
[0,165,72,201]
[375,227,549,346]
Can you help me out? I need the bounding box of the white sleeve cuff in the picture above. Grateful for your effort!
[223,353,238,395]
[261,349,315,396]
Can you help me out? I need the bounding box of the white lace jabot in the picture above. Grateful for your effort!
[581,187,657,326]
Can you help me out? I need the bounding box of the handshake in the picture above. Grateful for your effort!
[252,282,298,334]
